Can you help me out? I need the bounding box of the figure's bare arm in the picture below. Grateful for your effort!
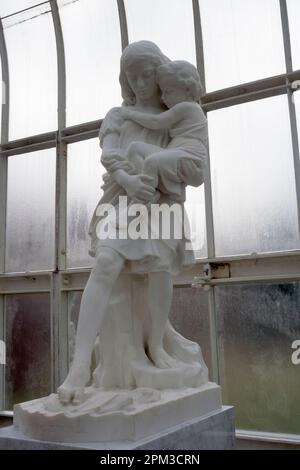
[100,124,133,190]
[101,131,120,153]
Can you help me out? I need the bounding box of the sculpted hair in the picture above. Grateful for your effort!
[119,41,170,105]
[157,60,204,102]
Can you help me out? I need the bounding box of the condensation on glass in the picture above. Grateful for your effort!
[170,286,212,377]
[2,3,57,140]
[125,0,196,65]
[5,293,51,410]
[67,138,104,268]
[57,0,122,125]
[209,95,300,256]
[199,0,285,91]
[6,149,56,272]
[215,283,300,434]
[287,0,300,71]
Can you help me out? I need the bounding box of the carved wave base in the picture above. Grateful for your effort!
[14,382,222,443]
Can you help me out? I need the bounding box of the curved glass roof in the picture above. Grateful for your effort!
[0,0,299,142]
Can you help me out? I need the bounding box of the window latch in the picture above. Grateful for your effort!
[192,262,231,291]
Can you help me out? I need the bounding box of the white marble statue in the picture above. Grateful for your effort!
[14,41,222,443]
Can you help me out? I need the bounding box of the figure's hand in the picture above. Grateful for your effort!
[123,174,156,201]
[121,108,135,120]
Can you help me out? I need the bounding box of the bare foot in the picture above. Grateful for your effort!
[57,364,90,405]
[148,345,178,369]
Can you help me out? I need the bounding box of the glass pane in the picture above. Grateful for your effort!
[170,286,212,377]
[209,95,300,256]
[287,0,300,71]
[199,0,285,91]
[58,0,122,125]
[67,139,104,268]
[0,1,39,17]
[2,3,57,140]
[6,149,56,272]
[185,185,207,259]
[125,0,196,65]
[216,283,300,434]
[5,293,51,410]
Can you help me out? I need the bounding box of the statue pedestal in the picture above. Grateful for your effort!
[0,406,234,450]
[11,382,225,444]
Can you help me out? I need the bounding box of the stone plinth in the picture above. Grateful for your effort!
[0,406,234,450]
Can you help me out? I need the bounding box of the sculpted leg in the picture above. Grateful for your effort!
[58,248,125,405]
[147,272,178,368]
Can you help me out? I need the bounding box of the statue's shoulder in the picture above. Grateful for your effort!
[99,106,124,143]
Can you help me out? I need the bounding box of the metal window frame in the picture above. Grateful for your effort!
[0,0,299,442]
[0,17,9,412]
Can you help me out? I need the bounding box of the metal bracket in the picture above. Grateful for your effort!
[192,262,231,290]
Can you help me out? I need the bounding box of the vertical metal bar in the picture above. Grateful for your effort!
[0,18,9,144]
[0,296,4,410]
[280,0,293,73]
[0,19,9,410]
[280,0,300,236]
[51,136,67,390]
[192,0,215,258]
[0,155,7,274]
[50,1,68,390]
[203,152,216,258]
[117,0,129,50]
[208,288,220,384]
[50,273,68,390]
[54,137,67,270]
[192,0,206,92]
[193,0,218,384]
[0,18,9,272]
[50,0,66,130]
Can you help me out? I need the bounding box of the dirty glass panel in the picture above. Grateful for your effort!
[209,95,300,256]
[58,0,122,125]
[170,286,212,378]
[6,149,56,272]
[215,283,300,434]
[5,293,51,410]
[67,139,104,268]
[125,0,196,65]
[287,0,300,71]
[199,0,285,91]
[2,3,57,140]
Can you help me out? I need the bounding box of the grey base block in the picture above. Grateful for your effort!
[0,406,235,450]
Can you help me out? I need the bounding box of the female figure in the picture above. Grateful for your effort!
[58,41,207,406]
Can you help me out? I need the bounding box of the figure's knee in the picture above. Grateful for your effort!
[92,250,123,283]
